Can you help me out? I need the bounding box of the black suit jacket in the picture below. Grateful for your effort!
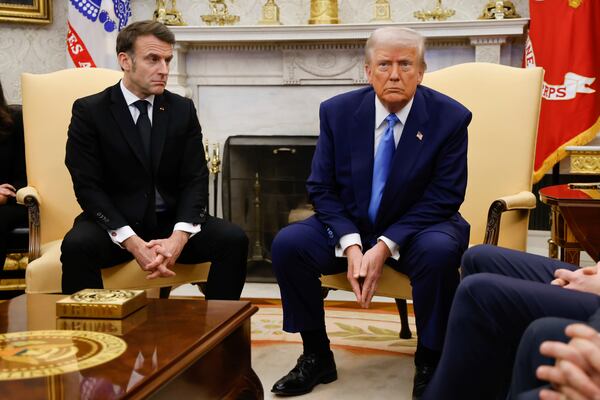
[65,82,208,233]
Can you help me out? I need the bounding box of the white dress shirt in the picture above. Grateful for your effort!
[108,81,201,246]
[335,95,414,260]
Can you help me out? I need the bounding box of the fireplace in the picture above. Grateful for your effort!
[222,135,318,282]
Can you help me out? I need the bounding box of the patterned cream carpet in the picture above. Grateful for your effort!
[250,300,417,399]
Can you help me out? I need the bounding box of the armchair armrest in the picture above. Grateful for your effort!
[16,186,41,261]
[483,191,536,245]
[16,186,41,206]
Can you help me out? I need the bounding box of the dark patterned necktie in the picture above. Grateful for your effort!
[133,100,151,159]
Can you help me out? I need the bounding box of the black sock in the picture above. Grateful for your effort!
[301,328,331,357]
[415,343,441,367]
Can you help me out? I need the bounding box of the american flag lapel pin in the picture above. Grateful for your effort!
[416,131,424,141]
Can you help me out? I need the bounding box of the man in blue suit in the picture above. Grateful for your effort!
[270,27,472,398]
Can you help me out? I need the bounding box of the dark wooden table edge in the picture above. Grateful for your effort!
[125,301,259,399]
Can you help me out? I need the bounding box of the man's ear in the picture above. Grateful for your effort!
[117,52,131,72]
[365,63,373,85]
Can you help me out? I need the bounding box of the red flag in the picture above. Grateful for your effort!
[525,0,600,182]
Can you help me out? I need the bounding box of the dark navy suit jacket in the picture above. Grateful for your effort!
[306,85,472,252]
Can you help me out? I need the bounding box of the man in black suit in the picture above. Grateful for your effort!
[61,21,248,298]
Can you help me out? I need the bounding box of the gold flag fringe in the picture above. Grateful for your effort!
[533,115,600,183]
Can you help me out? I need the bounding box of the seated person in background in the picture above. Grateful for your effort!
[423,244,600,400]
[0,80,28,267]
[510,317,600,399]
[270,27,471,398]
[61,21,248,298]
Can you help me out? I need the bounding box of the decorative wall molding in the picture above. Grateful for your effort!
[168,18,528,94]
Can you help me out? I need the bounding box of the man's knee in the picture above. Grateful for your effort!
[456,273,499,305]
[271,224,302,267]
[409,231,462,274]
[522,317,572,347]
[61,226,94,259]
[221,222,249,250]
[461,244,498,276]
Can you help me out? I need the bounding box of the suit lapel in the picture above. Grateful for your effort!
[151,94,168,174]
[109,84,152,174]
[351,89,376,221]
[377,87,429,223]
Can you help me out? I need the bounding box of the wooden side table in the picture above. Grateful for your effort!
[539,183,600,266]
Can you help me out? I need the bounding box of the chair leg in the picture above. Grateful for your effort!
[159,287,171,299]
[395,298,412,339]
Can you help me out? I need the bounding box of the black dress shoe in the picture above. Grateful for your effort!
[412,363,436,400]
[271,353,337,396]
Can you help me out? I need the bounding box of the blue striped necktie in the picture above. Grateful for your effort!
[368,113,399,224]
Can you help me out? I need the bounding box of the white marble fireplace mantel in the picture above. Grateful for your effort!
[168,18,529,95]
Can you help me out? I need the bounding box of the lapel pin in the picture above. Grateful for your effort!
[159,106,165,111]
[416,131,424,141]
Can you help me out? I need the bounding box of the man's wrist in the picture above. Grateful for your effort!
[344,244,362,256]
[122,235,140,252]
[171,230,190,245]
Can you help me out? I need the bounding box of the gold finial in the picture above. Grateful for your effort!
[371,0,392,22]
[201,0,240,26]
[258,0,282,25]
[308,0,339,25]
[414,0,455,21]
[478,1,521,19]
[153,0,186,26]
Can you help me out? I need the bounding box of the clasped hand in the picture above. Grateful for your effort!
[551,262,600,296]
[123,231,189,279]
[345,241,391,309]
[537,323,600,400]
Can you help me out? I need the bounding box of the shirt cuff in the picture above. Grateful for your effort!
[174,222,201,239]
[108,225,136,248]
[335,233,362,257]
[378,235,400,260]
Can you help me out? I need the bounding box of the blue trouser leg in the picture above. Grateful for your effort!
[271,217,346,333]
[391,229,463,351]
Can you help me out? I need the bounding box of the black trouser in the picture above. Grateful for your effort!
[0,202,28,264]
[60,213,248,299]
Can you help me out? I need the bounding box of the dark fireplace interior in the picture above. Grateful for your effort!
[222,135,317,282]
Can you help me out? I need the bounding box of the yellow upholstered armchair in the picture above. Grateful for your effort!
[18,68,210,294]
[320,63,544,338]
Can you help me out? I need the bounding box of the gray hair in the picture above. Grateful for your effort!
[365,27,426,68]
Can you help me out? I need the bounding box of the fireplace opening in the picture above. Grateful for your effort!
[222,135,318,282]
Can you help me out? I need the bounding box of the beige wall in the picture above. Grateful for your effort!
[0,0,529,103]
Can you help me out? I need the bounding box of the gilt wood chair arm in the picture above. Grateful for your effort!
[16,186,41,261]
[483,191,536,246]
